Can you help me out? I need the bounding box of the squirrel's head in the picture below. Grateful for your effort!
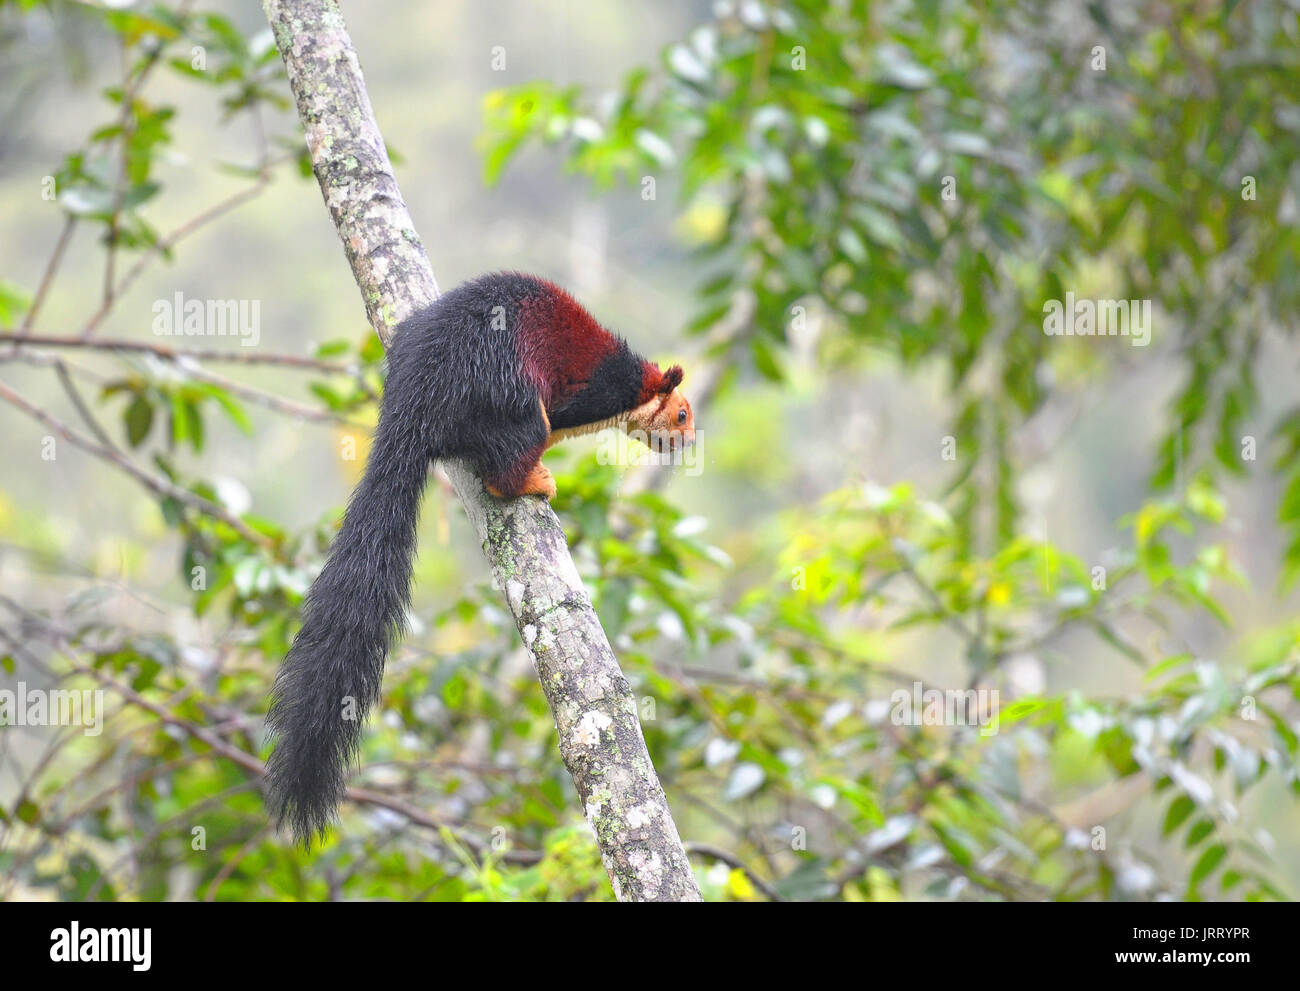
[628,364,695,453]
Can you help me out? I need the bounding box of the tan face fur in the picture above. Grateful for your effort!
[627,387,695,453]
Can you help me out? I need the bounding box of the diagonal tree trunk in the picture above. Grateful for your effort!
[261,0,701,902]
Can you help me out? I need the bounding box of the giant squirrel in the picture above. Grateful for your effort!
[265,272,696,843]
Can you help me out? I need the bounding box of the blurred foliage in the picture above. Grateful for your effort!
[483,0,1300,568]
[1,0,1299,902]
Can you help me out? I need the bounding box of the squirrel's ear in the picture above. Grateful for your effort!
[658,364,684,394]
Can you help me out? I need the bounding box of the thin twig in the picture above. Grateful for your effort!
[684,841,782,901]
[0,331,357,373]
[3,612,546,874]
[19,216,77,336]
[83,176,275,338]
[202,826,274,901]
[179,362,368,426]
[52,360,120,452]
[0,376,269,545]
[94,0,199,325]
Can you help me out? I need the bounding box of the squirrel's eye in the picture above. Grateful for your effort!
[677,408,688,425]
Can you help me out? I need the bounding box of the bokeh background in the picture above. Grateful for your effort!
[0,0,1297,901]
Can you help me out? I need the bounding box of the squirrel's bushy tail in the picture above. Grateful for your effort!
[264,346,431,845]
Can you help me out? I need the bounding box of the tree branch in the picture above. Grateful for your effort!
[83,174,276,339]
[19,217,77,335]
[261,0,700,900]
[0,331,357,373]
[0,377,268,546]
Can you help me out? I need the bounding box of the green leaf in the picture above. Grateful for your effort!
[1185,818,1214,848]
[16,799,39,825]
[314,338,351,358]
[1087,618,1145,666]
[1190,844,1227,886]
[1162,795,1194,835]
[195,384,254,435]
[750,336,785,382]
[0,280,32,324]
[125,395,154,447]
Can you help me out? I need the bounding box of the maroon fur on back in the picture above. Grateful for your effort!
[516,280,621,408]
